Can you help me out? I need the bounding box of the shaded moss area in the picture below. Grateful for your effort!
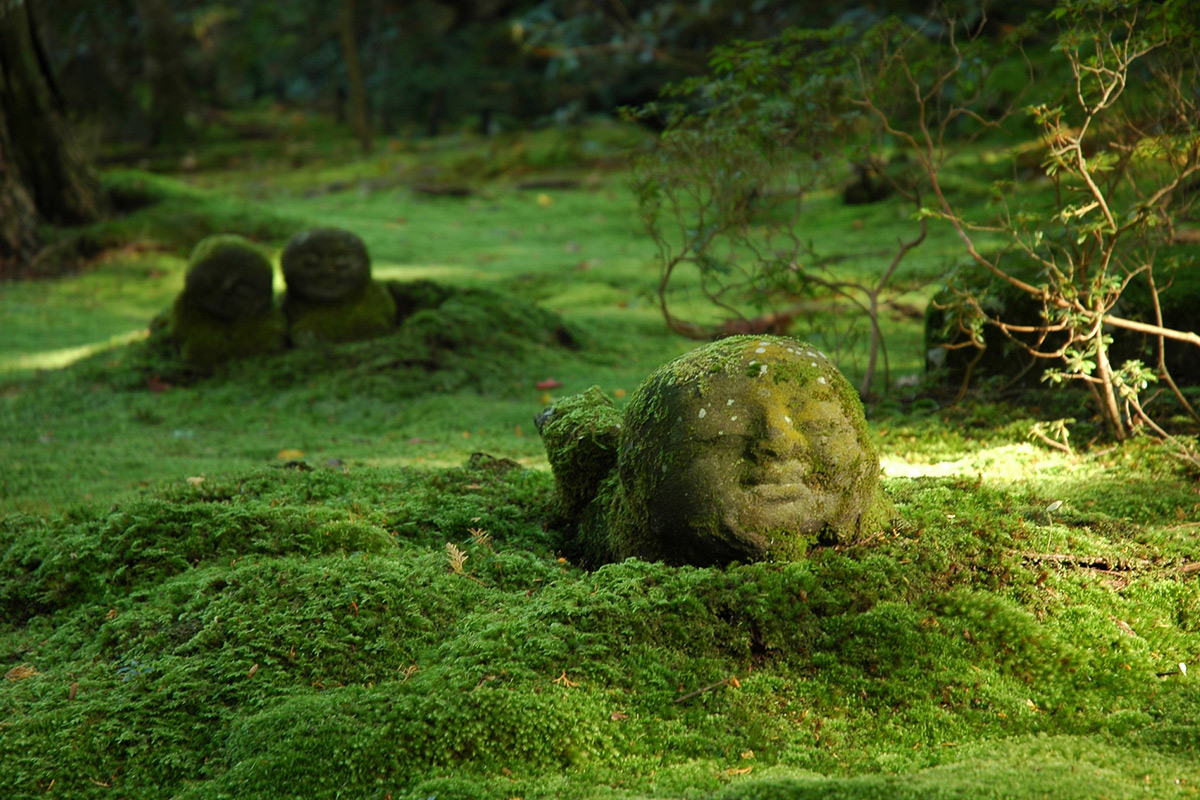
[1,462,1198,799]
[168,295,288,372]
[925,245,1200,391]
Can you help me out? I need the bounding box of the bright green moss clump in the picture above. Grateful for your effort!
[169,234,287,371]
[535,385,622,519]
[541,336,893,566]
[281,227,397,346]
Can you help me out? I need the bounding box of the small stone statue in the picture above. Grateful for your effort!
[538,335,893,567]
[169,234,287,370]
[281,227,396,346]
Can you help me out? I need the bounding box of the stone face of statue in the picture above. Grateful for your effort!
[281,228,371,304]
[612,336,889,565]
[171,234,287,370]
[183,235,275,320]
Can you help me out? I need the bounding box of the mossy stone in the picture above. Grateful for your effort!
[281,227,371,303]
[169,294,287,372]
[182,234,275,320]
[284,279,398,347]
[540,336,893,567]
[534,386,622,519]
[170,234,286,370]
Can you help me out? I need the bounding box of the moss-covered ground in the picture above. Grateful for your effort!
[1,115,1197,799]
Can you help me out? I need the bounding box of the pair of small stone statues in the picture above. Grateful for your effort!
[170,228,394,369]
[537,335,893,567]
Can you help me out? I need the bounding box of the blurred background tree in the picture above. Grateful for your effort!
[1,0,102,277]
[24,0,1059,154]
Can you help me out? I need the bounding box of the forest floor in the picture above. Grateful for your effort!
[1,114,1197,799]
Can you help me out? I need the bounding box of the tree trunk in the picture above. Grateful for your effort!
[0,137,40,276]
[133,0,195,145]
[0,0,102,276]
[338,0,371,153]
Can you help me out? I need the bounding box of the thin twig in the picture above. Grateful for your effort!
[675,676,738,704]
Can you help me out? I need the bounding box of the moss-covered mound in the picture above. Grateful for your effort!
[169,235,287,371]
[2,458,1198,799]
[399,285,578,352]
[541,336,893,567]
[280,227,397,346]
[90,281,578,399]
[387,278,458,324]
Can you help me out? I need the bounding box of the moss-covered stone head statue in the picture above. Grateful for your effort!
[539,336,893,567]
[182,234,275,320]
[170,234,287,371]
[281,227,371,304]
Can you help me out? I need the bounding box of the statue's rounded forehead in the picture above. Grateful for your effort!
[652,336,835,387]
[629,336,846,429]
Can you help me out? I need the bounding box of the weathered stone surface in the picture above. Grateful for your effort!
[182,234,276,320]
[540,335,893,567]
[281,227,396,346]
[170,235,286,370]
[281,227,371,303]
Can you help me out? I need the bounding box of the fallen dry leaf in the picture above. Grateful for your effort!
[5,663,38,681]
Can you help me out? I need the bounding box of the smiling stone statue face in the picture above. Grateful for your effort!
[281,227,371,304]
[611,335,891,565]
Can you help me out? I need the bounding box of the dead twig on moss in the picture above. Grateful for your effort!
[675,675,741,704]
[1022,552,1200,576]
